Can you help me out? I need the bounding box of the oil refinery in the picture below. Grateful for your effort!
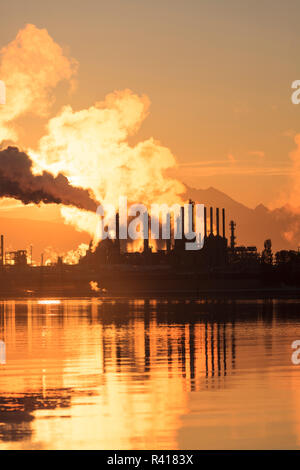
[0,204,299,298]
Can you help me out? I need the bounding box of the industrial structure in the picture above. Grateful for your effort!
[0,205,263,270]
[1,203,300,297]
[80,205,229,268]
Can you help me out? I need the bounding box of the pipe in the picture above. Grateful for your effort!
[116,212,120,253]
[116,212,120,238]
[216,208,220,236]
[210,207,213,235]
[222,208,225,238]
[0,235,3,266]
[166,211,171,252]
[143,238,149,252]
[230,220,236,250]
[189,199,195,232]
[143,214,149,253]
[181,206,185,244]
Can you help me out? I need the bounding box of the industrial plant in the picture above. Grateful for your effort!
[0,203,300,297]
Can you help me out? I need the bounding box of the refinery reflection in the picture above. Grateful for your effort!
[0,298,299,449]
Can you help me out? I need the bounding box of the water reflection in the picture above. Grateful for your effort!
[0,298,299,449]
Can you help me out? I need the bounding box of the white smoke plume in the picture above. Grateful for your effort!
[0,24,185,243]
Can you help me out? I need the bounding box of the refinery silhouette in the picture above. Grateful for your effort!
[0,202,300,298]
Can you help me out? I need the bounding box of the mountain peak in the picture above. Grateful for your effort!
[184,184,251,211]
[254,203,269,212]
[183,184,300,251]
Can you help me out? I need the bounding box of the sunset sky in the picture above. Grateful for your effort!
[1,0,300,243]
[2,4,300,452]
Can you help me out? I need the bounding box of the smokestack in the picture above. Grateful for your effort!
[230,220,236,250]
[143,214,149,253]
[0,235,3,266]
[210,207,213,235]
[174,207,185,251]
[222,208,225,238]
[204,207,207,238]
[116,212,120,254]
[216,208,220,236]
[166,211,171,252]
[181,206,185,247]
[189,199,195,232]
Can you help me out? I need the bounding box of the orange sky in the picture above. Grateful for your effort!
[2,0,300,210]
[2,1,300,256]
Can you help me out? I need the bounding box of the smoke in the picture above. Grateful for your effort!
[35,89,184,205]
[63,243,89,264]
[32,89,185,238]
[0,25,185,242]
[0,147,98,211]
[0,24,77,142]
[268,135,300,245]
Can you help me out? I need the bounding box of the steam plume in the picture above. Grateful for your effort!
[0,24,77,142]
[0,25,185,240]
[0,147,98,211]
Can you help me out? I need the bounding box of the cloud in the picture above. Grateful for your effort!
[177,160,290,177]
[0,26,185,240]
[0,23,77,142]
[277,134,300,209]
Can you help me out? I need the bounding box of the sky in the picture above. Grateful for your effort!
[1,0,300,210]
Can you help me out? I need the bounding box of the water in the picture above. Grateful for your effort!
[0,298,300,450]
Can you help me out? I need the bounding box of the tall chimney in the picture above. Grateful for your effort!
[210,207,213,235]
[204,207,207,238]
[181,206,185,247]
[143,214,149,253]
[216,208,220,236]
[116,212,120,254]
[0,235,3,266]
[222,208,225,238]
[230,220,236,250]
[189,199,195,232]
[166,211,171,252]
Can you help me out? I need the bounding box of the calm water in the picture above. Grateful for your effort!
[0,298,300,449]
